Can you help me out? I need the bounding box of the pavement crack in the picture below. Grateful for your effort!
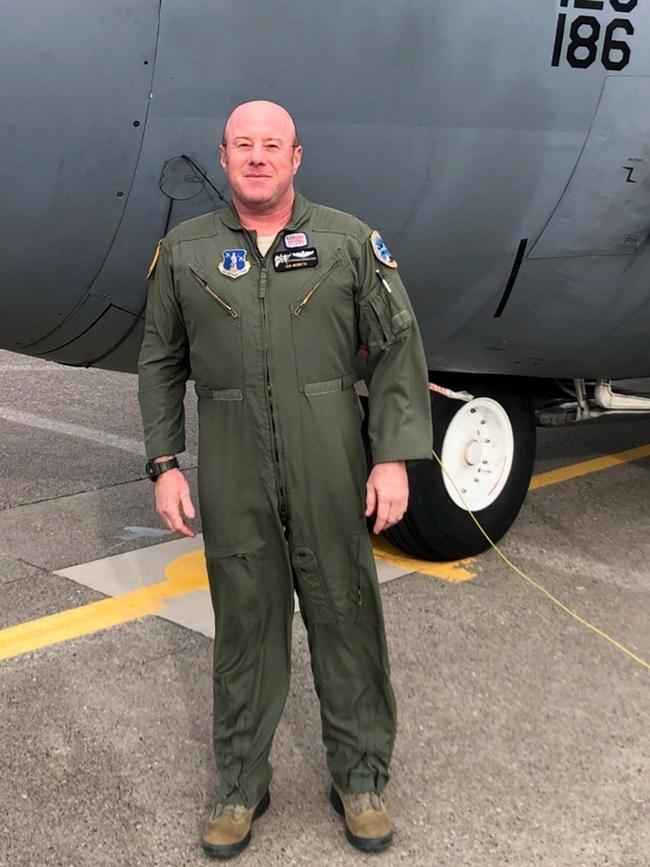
[0,468,198,513]
[17,558,54,577]
[0,559,52,585]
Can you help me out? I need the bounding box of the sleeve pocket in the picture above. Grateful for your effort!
[360,284,412,349]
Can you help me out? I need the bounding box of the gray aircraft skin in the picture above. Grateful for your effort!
[1,0,649,558]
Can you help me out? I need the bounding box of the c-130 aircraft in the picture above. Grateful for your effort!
[1,0,649,560]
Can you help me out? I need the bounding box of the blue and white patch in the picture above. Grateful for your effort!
[218,249,251,279]
[370,230,398,269]
[283,231,309,250]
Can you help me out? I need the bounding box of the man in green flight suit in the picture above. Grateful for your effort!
[138,100,432,858]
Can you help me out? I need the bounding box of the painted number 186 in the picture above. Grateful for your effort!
[551,0,637,70]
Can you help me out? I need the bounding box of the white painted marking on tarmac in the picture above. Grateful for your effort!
[56,535,418,639]
[117,526,174,540]
[0,407,197,464]
[58,535,202,595]
[0,407,147,455]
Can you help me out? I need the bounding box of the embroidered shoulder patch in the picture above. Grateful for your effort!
[147,241,163,280]
[370,230,398,269]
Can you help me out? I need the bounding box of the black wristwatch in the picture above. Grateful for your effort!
[145,457,179,482]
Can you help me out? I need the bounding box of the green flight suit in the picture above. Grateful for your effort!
[138,192,432,808]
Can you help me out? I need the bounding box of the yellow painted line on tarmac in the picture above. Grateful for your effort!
[0,550,208,662]
[371,536,476,583]
[371,440,650,579]
[529,442,650,490]
[3,439,650,662]
[0,540,472,662]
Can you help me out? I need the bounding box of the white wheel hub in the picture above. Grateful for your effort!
[440,397,515,512]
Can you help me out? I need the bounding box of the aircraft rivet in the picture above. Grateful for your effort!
[116,191,124,198]
[470,408,476,413]
[133,120,141,127]
[480,419,486,425]
[485,438,490,443]
[461,488,467,494]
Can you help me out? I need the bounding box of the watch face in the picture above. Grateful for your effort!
[146,461,157,481]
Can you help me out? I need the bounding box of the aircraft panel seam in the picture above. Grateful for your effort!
[81,2,163,302]
[527,76,609,254]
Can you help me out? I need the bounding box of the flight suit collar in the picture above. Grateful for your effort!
[217,192,312,233]
[285,192,312,229]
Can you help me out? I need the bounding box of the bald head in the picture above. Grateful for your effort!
[221,100,299,148]
[219,100,303,217]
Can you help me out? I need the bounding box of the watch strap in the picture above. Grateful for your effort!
[146,457,179,481]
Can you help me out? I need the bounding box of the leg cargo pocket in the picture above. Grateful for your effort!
[350,531,382,624]
[291,547,336,624]
[206,545,266,802]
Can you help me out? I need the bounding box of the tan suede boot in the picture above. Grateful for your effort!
[202,789,270,859]
[330,784,394,852]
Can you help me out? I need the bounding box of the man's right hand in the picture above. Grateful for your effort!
[154,469,196,537]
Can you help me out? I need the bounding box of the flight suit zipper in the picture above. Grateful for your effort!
[188,264,239,318]
[293,257,342,315]
[248,239,288,523]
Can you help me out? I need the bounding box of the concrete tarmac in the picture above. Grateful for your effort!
[0,349,648,867]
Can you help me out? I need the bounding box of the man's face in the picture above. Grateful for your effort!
[220,104,302,212]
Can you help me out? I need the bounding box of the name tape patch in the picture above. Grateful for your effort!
[274,248,319,272]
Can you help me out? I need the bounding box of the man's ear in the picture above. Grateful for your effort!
[292,144,303,176]
[219,143,227,172]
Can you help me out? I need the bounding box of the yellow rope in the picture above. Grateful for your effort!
[431,449,650,673]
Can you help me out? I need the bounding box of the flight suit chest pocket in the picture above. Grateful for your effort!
[185,261,244,387]
[290,254,357,385]
[188,262,240,319]
[291,254,346,316]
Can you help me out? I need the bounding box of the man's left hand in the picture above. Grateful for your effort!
[365,461,409,534]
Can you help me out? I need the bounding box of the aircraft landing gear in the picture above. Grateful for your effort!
[383,378,536,561]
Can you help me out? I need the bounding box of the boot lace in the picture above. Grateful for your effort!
[211,802,248,822]
[346,791,384,815]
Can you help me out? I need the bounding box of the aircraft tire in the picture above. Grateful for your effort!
[383,379,536,561]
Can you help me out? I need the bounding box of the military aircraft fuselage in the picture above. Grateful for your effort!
[1,0,649,380]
